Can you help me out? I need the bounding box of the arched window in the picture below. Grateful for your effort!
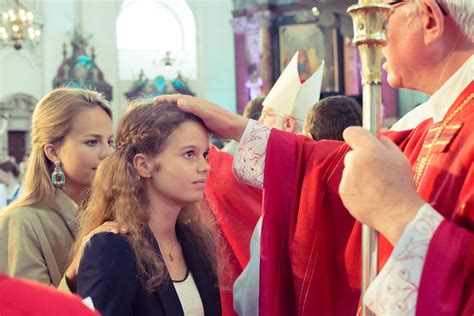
[116,0,197,80]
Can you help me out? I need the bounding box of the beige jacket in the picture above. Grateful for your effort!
[0,190,78,287]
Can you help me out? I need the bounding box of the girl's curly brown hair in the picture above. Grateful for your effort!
[74,100,223,292]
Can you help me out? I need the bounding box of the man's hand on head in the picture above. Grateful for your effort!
[154,94,248,142]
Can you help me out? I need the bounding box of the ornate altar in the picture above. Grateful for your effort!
[124,70,195,100]
[53,30,113,100]
[230,0,399,121]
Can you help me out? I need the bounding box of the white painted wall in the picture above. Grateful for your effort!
[187,0,236,112]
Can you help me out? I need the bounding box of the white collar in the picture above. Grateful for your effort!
[430,55,474,123]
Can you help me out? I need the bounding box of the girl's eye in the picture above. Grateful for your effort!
[185,151,195,158]
[85,140,98,147]
[108,139,116,149]
[203,151,209,160]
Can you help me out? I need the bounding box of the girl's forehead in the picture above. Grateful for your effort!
[68,107,113,137]
[162,121,209,147]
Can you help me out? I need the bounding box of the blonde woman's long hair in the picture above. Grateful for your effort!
[74,100,221,292]
[8,88,112,211]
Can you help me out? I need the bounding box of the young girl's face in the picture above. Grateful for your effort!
[149,120,210,206]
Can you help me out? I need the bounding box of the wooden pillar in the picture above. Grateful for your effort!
[256,10,273,95]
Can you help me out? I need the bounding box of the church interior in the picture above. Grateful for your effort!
[0,1,473,315]
[0,0,428,166]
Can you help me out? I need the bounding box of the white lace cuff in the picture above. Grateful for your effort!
[364,203,444,315]
[232,120,271,189]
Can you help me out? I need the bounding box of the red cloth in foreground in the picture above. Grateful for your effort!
[206,147,262,316]
[0,274,100,315]
[260,82,474,315]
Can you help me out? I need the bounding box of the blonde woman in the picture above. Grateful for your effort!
[75,101,222,315]
[0,88,119,290]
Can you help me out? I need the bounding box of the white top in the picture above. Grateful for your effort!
[173,271,205,316]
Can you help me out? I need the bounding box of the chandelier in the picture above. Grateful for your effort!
[0,0,42,50]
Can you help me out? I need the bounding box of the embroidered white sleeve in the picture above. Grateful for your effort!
[364,204,444,315]
[232,120,271,189]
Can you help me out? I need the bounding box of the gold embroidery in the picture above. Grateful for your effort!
[427,124,462,133]
[421,140,450,148]
[415,93,473,188]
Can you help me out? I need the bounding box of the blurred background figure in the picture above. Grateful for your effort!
[242,95,265,121]
[0,160,21,206]
[18,153,30,180]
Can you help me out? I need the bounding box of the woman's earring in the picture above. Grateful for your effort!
[51,160,66,188]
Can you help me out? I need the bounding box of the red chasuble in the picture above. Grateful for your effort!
[206,147,262,316]
[260,81,474,316]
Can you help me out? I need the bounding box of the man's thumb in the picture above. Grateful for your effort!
[343,126,378,149]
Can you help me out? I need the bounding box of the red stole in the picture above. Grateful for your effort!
[415,82,474,315]
[260,81,474,316]
[205,147,262,316]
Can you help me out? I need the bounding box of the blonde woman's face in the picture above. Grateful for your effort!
[148,121,210,206]
[56,106,114,192]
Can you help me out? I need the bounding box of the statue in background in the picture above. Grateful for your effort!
[124,70,195,100]
[53,29,113,100]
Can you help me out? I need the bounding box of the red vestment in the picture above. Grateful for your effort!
[260,81,474,315]
[206,147,262,316]
[0,274,100,315]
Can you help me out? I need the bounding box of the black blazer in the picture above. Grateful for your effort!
[77,225,221,316]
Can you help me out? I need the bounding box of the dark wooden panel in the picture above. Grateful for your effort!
[8,131,26,164]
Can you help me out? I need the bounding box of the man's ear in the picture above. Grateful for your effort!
[133,153,155,178]
[421,0,445,45]
[44,143,59,163]
[282,116,297,133]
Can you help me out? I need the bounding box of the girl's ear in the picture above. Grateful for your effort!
[44,143,59,163]
[133,153,154,178]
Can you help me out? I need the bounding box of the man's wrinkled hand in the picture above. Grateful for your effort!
[339,127,425,245]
